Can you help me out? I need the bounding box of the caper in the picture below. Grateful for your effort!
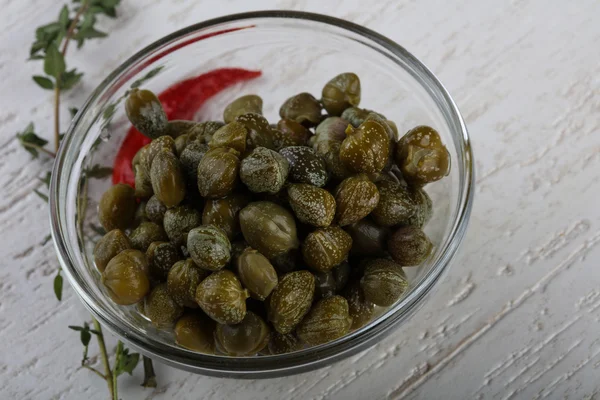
[215,311,270,356]
[186,121,225,144]
[334,174,380,226]
[133,200,148,228]
[302,226,352,272]
[141,135,176,173]
[236,248,278,301]
[98,184,136,231]
[145,195,167,224]
[340,120,390,174]
[102,249,150,305]
[341,107,384,128]
[93,229,131,272]
[179,142,208,183]
[208,121,248,154]
[364,112,397,171]
[343,281,375,330]
[174,133,190,156]
[268,332,302,355]
[287,184,336,227]
[332,261,351,293]
[197,147,240,199]
[187,225,231,271]
[146,241,181,280]
[346,218,389,257]
[125,88,167,139]
[314,270,336,299]
[174,312,216,353]
[279,92,322,127]
[132,143,149,169]
[134,163,153,198]
[268,270,315,334]
[150,150,186,208]
[167,259,209,308]
[144,283,184,328]
[279,146,328,187]
[371,179,416,226]
[314,117,348,143]
[202,193,250,240]
[297,295,352,346]
[129,221,167,252]
[270,249,300,275]
[223,94,263,123]
[406,187,433,228]
[315,140,352,181]
[163,205,201,246]
[321,72,361,116]
[274,119,310,149]
[236,113,277,150]
[387,226,432,265]
[240,147,289,194]
[195,270,249,324]
[165,120,196,139]
[360,259,408,306]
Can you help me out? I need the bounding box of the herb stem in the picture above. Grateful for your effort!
[112,341,122,400]
[21,142,56,158]
[142,356,158,388]
[61,2,89,56]
[82,365,106,380]
[92,318,115,400]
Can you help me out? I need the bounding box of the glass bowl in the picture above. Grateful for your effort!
[50,10,474,378]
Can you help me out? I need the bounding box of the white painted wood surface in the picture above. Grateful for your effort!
[1,0,599,398]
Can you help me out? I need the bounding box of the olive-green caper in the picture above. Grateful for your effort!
[208,121,248,153]
[144,283,184,328]
[133,200,148,228]
[174,133,190,156]
[215,311,270,356]
[125,88,167,139]
[287,184,336,227]
[279,146,328,187]
[371,180,417,226]
[340,120,390,174]
[270,249,300,275]
[297,295,352,346]
[239,201,299,259]
[195,270,249,324]
[230,239,250,263]
[186,121,225,145]
[268,332,302,355]
[334,174,380,226]
[129,221,167,252]
[321,72,361,116]
[223,94,263,123]
[240,147,289,194]
[279,92,322,127]
[197,147,240,199]
[314,270,336,299]
[364,112,397,171]
[236,113,277,150]
[341,107,384,128]
[274,119,310,149]
[395,125,450,186]
[174,312,216,353]
[343,281,375,330]
[150,150,186,208]
[302,226,353,272]
[132,143,149,169]
[102,249,150,305]
[346,218,389,257]
[202,193,250,240]
[134,163,153,198]
[162,205,201,246]
[146,241,181,280]
[236,248,278,301]
[98,184,136,231]
[145,195,167,224]
[179,142,208,182]
[93,229,131,272]
[360,259,408,306]
[167,259,209,308]
[268,270,315,334]
[406,187,433,228]
[164,119,196,139]
[332,261,351,293]
[187,225,231,271]
[314,117,349,143]
[315,140,352,181]
[387,226,432,265]
[141,135,176,174]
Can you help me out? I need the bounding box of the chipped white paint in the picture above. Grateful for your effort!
[1,0,599,399]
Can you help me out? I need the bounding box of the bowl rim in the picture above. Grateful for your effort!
[50,10,474,378]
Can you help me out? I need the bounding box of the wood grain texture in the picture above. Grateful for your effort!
[1,0,599,399]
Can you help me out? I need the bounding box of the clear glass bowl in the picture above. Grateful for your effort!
[50,11,474,378]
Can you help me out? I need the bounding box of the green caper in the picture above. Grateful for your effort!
[236,248,278,301]
[314,116,348,143]
[360,259,408,306]
[187,225,231,271]
[268,332,302,355]
[279,92,322,127]
[163,205,201,246]
[297,295,352,346]
[240,147,289,194]
[346,218,389,257]
[146,241,181,280]
[236,113,277,150]
[387,226,432,265]
[150,150,186,208]
[186,121,225,144]
[270,249,300,275]
[133,200,148,228]
[141,135,176,173]
[230,239,250,263]
[274,119,310,149]
[343,281,375,330]
[144,283,184,328]
[202,193,250,240]
[167,259,209,308]
[215,311,270,356]
[197,147,240,199]
[364,112,397,171]
[334,174,380,226]
[208,121,248,153]
[314,270,336,299]
[395,125,450,186]
[132,143,149,169]
[174,312,216,354]
[321,73,361,116]
[287,184,336,227]
[93,229,131,272]
[268,270,315,334]
[332,261,351,292]
[195,270,249,324]
[302,226,352,272]
[98,184,136,231]
[279,146,328,187]
[406,187,433,228]
[164,120,196,139]
[371,180,416,226]
[239,201,299,259]
[134,163,153,198]
[179,142,208,183]
[341,107,384,128]
[102,249,150,305]
[223,94,263,123]
[315,140,352,181]
[145,195,167,224]
[174,133,190,156]
[129,221,167,252]
[340,120,390,173]
[125,88,167,139]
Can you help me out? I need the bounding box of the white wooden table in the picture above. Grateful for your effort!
[2,0,599,399]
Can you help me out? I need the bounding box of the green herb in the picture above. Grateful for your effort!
[34,189,49,202]
[89,223,106,236]
[86,164,113,179]
[16,123,54,158]
[54,269,63,301]
[131,66,165,89]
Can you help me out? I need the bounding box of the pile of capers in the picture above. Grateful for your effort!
[93,72,450,356]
